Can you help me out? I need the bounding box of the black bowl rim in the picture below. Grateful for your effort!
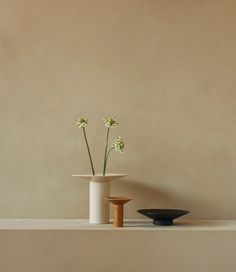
[137,209,189,214]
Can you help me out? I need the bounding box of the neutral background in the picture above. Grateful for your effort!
[1,0,236,219]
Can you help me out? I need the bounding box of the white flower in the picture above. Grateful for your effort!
[76,118,88,128]
[112,136,125,153]
[103,117,119,128]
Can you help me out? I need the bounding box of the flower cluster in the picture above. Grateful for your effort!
[76,116,125,175]
[76,118,88,128]
[112,136,125,153]
[103,117,119,128]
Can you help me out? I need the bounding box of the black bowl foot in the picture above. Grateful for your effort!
[154,219,173,226]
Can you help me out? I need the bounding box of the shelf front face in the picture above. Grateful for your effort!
[1,219,236,231]
[0,227,236,272]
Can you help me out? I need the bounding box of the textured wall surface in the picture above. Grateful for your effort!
[1,0,236,219]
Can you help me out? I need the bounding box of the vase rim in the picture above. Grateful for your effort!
[72,173,127,181]
[73,173,127,177]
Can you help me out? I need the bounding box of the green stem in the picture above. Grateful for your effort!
[82,127,95,175]
[103,128,110,176]
[104,147,114,175]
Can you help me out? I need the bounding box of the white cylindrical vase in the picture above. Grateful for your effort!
[72,174,127,224]
[89,178,110,223]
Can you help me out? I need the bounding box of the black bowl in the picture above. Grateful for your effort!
[137,209,189,226]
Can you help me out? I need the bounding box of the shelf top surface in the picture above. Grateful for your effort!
[0,219,236,231]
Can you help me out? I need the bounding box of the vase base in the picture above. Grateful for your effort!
[89,220,110,224]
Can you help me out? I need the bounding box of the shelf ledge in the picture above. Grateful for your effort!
[0,219,236,231]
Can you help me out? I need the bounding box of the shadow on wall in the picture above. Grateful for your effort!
[112,179,210,219]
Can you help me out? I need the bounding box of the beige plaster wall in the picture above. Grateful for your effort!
[0,0,236,219]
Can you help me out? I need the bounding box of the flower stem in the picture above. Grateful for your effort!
[104,147,114,174]
[82,127,95,175]
[103,128,110,176]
